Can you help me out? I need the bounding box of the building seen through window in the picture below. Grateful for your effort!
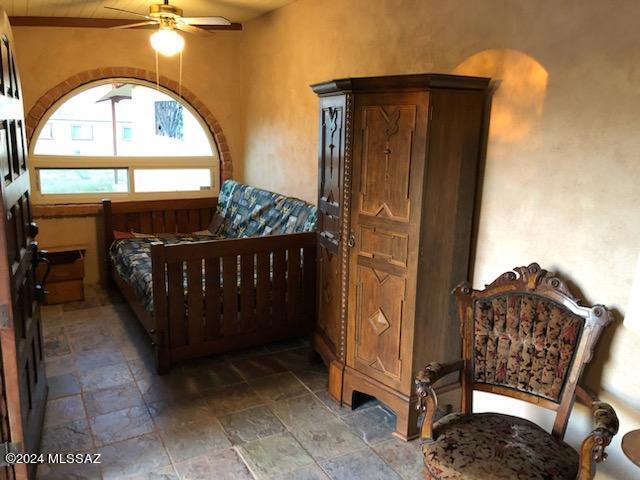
[31,81,218,199]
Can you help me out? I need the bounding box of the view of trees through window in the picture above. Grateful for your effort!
[32,82,218,197]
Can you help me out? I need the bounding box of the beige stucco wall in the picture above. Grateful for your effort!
[12,26,243,284]
[237,1,640,477]
[9,3,640,476]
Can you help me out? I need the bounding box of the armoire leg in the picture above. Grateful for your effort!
[392,397,420,441]
[328,360,345,403]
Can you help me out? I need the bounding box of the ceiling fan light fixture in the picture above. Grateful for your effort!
[150,28,185,57]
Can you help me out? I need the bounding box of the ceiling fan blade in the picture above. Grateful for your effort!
[110,20,158,30]
[104,6,154,20]
[175,23,212,36]
[179,16,231,26]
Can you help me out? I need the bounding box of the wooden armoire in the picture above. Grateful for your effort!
[312,74,490,440]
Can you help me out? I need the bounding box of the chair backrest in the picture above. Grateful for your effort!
[215,180,317,238]
[453,263,612,439]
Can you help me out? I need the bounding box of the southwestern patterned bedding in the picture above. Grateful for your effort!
[109,180,317,312]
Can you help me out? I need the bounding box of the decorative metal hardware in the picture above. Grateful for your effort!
[347,233,355,248]
[31,242,50,303]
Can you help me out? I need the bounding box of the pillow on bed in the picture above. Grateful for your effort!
[208,214,224,235]
[113,231,156,240]
[113,230,136,240]
[192,229,217,236]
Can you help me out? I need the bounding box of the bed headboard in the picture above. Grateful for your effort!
[102,197,218,267]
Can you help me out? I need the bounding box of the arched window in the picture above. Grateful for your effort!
[30,80,220,202]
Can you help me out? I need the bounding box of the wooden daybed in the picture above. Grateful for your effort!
[103,181,317,373]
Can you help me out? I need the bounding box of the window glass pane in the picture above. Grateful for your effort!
[39,168,129,194]
[34,83,213,157]
[122,126,133,141]
[134,168,211,193]
[71,124,93,140]
[39,124,54,140]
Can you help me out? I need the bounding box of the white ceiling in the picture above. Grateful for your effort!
[0,0,295,22]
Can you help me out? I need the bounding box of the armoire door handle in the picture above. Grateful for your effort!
[347,234,356,248]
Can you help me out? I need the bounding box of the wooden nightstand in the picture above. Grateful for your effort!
[36,245,87,304]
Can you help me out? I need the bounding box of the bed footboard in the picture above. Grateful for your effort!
[151,232,317,373]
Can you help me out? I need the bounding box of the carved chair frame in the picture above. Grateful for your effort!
[415,263,619,480]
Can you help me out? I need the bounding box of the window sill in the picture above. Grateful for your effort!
[32,203,103,218]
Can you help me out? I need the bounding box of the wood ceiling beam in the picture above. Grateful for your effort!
[9,16,242,31]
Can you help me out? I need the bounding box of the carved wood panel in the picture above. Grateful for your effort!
[319,103,343,226]
[358,105,416,221]
[348,94,424,391]
[354,266,404,379]
[316,95,348,358]
[317,248,341,344]
[358,225,408,269]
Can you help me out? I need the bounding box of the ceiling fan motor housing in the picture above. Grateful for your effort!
[149,4,184,19]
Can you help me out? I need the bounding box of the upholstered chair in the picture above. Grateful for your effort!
[415,263,619,480]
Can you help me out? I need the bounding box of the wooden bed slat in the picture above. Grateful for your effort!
[164,209,177,233]
[177,210,190,233]
[287,247,301,327]
[272,250,286,328]
[139,212,153,234]
[255,251,270,329]
[188,209,200,232]
[152,210,164,233]
[222,255,238,335]
[186,259,205,345]
[112,216,126,232]
[303,245,316,328]
[167,261,187,348]
[240,254,256,331]
[126,212,140,232]
[200,208,211,229]
[204,258,221,339]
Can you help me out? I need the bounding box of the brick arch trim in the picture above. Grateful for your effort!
[25,67,232,181]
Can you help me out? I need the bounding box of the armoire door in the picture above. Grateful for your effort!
[346,92,428,393]
[316,95,348,365]
[0,11,47,480]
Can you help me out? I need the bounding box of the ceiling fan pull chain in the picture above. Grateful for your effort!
[179,50,183,100]
[155,50,160,92]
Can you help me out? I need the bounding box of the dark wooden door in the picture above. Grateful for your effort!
[0,12,47,480]
[346,92,428,394]
[316,95,348,364]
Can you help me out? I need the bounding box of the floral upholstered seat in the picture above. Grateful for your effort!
[423,413,579,480]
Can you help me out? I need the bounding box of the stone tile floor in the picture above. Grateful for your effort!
[37,286,423,479]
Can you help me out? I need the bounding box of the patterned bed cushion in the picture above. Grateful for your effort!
[422,412,579,480]
[214,180,317,238]
[110,234,218,312]
[473,294,583,402]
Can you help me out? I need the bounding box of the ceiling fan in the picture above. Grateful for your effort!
[106,0,231,55]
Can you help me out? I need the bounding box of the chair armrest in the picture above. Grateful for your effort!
[415,360,464,442]
[577,401,619,480]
